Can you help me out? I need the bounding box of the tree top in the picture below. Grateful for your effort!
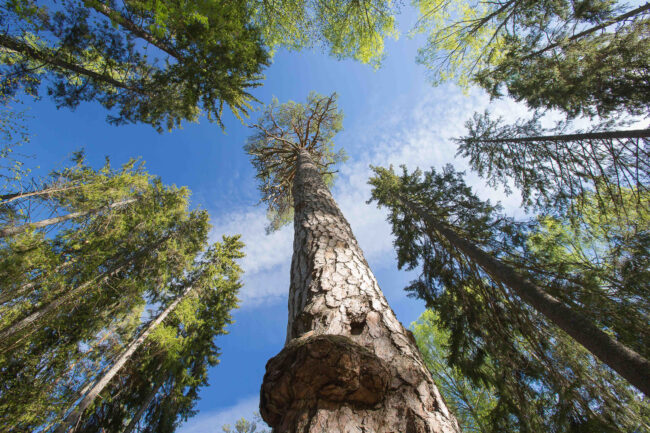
[246,92,346,231]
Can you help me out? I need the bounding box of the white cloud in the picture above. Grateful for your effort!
[210,85,533,309]
[209,208,292,307]
[178,395,263,433]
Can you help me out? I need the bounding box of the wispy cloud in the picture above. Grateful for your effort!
[178,395,263,433]
[210,86,531,309]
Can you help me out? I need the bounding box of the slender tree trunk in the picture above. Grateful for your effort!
[123,381,163,433]
[524,2,650,59]
[402,198,650,396]
[476,128,650,144]
[260,150,460,433]
[0,259,76,305]
[55,284,193,433]
[0,183,83,204]
[0,33,138,91]
[0,263,126,345]
[0,198,136,238]
[87,1,182,59]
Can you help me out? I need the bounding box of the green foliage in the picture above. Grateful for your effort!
[456,111,650,221]
[1,0,270,131]
[0,155,243,432]
[411,310,497,433]
[246,92,346,231]
[251,0,399,67]
[222,413,270,433]
[1,0,400,132]
[0,100,31,199]
[525,190,650,358]
[413,0,616,86]
[77,236,244,433]
[369,164,650,432]
[413,0,649,116]
[476,16,650,117]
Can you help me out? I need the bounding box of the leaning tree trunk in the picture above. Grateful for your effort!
[55,284,193,433]
[260,150,460,433]
[0,197,137,238]
[402,199,650,396]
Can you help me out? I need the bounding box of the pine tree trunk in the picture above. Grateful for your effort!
[403,199,650,396]
[260,150,460,433]
[478,128,650,144]
[0,198,137,238]
[55,284,193,433]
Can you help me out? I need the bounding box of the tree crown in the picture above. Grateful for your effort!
[246,92,346,231]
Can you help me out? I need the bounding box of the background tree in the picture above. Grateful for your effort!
[1,0,401,132]
[222,413,270,433]
[251,0,399,67]
[1,0,270,131]
[413,0,650,116]
[455,111,650,221]
[369,164,650,431]
[411,310,497,433]
[69,237,244,433]
[0,155,243,432]
[247,93,460,432]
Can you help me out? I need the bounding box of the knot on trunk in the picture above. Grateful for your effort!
[260,334,390,428]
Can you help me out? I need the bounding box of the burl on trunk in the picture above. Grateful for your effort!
[259,150,460,433]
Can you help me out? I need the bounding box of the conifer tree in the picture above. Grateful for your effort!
[0,156,242,432]
[1,0,270,131]
[1,0,400,132]
[411,310,497,433]
[369,164,650,431]
[58,237,244,433]
[247,93,460,433]
[455,111,650,220]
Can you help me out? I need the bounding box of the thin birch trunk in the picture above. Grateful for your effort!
[0,198,136,238]
[402,198,650,396]
[259,150,460,432]
[55,284,193,433]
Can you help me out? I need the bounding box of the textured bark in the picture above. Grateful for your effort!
[55,284,193,433]
[403,199,650,396]
[0,198,137,238]
[260,150,460,433]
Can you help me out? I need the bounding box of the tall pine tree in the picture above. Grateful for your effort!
[247,93,460,432]
[369,164,649,431]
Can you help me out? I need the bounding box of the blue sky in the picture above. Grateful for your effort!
[14,8,534,431]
